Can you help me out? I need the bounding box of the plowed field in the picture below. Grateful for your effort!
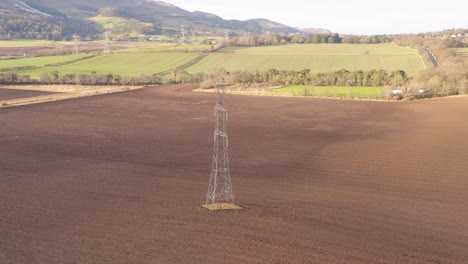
[0,87,56,101]
[0,84,466,264]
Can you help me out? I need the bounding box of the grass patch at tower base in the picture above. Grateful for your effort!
[202,203,243,211]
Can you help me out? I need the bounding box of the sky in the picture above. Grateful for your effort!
[165,0,468,35]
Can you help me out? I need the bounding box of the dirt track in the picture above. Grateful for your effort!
[0,84,467,263]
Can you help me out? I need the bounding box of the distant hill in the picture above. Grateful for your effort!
[0,0,330,39]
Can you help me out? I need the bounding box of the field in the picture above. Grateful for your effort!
[1,42,426,78]
[186,44,426,76]
[0,40,51,48]
[16,52,199,77]
[119,43,212,53]
[88,15,154,35]
[0,54,89,70]
[0,85,467,263]
[273,85,385,98]
[455,48,468,57]
[0,87,55,100]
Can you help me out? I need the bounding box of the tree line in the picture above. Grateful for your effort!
[0,71,161,86]
[394,32,468,96]
[229,33,393,46]
[0,68,408,88]
[165,68,408,88]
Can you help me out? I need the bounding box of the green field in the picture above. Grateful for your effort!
[2,42,427,78]
[17,52,198,77]
[273,85,385,98]
[0,54,89,70]
[0,40,51,47]
[455,48,468,56]
[88,15,154,34]
[187,44,425,76]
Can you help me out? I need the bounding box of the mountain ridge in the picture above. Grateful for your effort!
[0,0,330,38]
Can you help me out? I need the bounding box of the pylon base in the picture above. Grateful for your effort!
[202,203,243,211]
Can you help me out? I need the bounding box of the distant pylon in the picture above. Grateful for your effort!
[72,33,80,54]
[103,30,110,54]
[205,78,235,206]
[225,29,229,42]
[180,25,186,45]
[192,30,196,44]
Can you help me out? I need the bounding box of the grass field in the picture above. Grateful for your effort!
[273,85,385,98]
[2,41,426,78]
[16,52,198,76]
[88,15,154,36]
[455,48,468,57]
[187,44,425,76]
[0,40,51,47]
[0,54,90,70]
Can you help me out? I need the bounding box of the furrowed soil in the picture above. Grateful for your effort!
[0,84,466,264]
[0,87,57,100]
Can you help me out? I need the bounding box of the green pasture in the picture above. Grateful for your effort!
[187,44,425,76]
[273,85,385,98]
[2,41,426,78]
[0,54,90,69]
[455,48,468,56]
[0,40,51,47]
[88,15,154,36]
[17,52,198,77]
[219,44,417,55]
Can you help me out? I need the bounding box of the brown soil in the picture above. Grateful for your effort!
[0,84,466,264]
[0,44,129,57]
[0,46,55,57]
[0,87,57,101]
[0,85,143,109]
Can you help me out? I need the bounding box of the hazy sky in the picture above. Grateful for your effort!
[166,0,467,35]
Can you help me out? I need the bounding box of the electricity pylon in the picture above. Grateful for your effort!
[72,34,80,54]
[180,25,186,45]
[103,31,110,54]
[205,78,236,208]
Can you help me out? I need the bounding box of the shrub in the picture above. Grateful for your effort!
[200,79,215,89]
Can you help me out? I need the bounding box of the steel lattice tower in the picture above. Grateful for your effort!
[180,25,186,45]
[103,31,110,54]
[205,78,235,206]
[72,34,80,54]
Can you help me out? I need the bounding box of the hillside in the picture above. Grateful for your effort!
[0,0,321,40]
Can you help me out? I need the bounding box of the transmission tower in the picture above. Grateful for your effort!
[180,25,186,45]
[225,29,229,42]
[103,31,110,54]
[72,33,80,54]
[192,30,196,44]
[205,78,236,208]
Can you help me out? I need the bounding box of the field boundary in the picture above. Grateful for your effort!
[43,55,97,67]
[0,85,144,109]
[158,54,208,76]
[0,55,97,73]
[192,87,399,103]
